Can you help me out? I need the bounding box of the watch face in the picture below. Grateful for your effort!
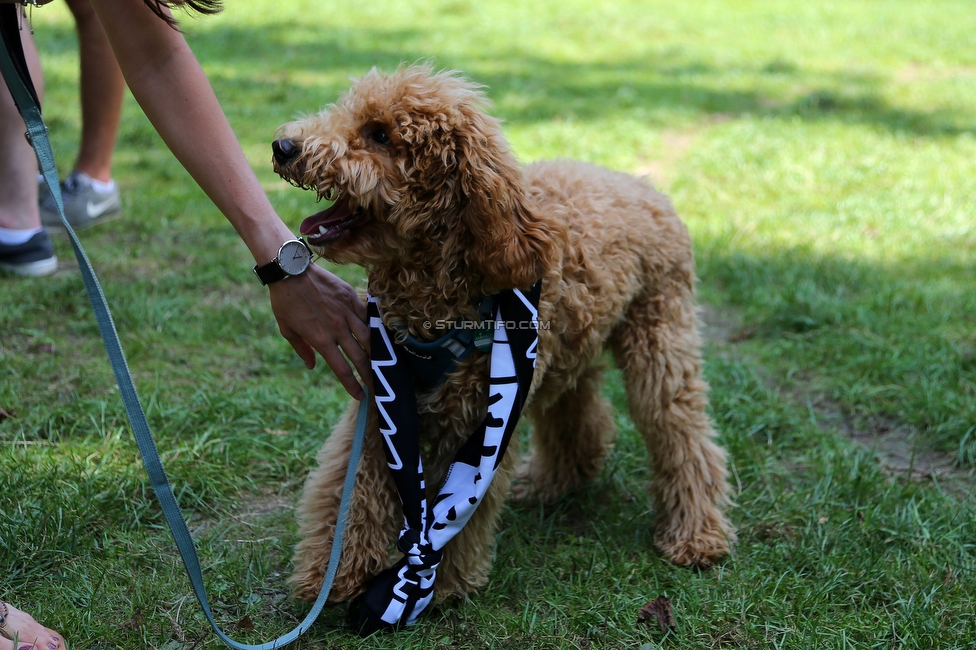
[278,240,312,275]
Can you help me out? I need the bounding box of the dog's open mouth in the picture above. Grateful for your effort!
[299,194,367,245]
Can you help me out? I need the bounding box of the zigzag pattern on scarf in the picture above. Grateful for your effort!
[349,281,541,636]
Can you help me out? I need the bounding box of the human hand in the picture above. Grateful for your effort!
[267,265,371,400]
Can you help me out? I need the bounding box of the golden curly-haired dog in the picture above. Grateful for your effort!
[272,64,735,604]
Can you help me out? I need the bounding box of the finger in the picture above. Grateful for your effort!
[281,329,316,369]
[351,292,368,322]
[320,344,366,400]
[338,331,373,392]
[347,309,371,357]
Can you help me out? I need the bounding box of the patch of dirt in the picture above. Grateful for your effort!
[233,492,296,521]
[191,491,297,539]
[633,114,736,188]
[699,300,975,498]
[896,63,976,83]
[634,130,696,188]
[820,406,974,499]
[775,381,976,499]
[698,303,752,344]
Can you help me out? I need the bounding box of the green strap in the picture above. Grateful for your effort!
[0,9,365,648]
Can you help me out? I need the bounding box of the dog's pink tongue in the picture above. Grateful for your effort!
[300,195,353,237]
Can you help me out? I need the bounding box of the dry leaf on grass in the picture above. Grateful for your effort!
[122,607,145,630]
[237,614,255,631]
[637,595,676,632]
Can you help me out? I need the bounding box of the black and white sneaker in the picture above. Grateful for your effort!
[0,230,59,277]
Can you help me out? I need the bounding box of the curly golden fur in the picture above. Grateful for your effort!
[273,64,736,604]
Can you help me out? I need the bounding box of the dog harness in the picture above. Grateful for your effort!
[349,280,542,635]
[394,296,497,392]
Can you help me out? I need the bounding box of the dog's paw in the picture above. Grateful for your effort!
[510,459,558,503]
[509,477,535,503]
[654,514,736,568]
[509,466,536,502]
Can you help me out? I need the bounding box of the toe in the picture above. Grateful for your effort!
[0,603,64,650]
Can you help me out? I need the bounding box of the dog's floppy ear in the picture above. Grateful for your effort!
[457,111,555,291]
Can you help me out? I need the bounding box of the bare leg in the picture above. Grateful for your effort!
[611,290,735,567]
[64,0,124,182]
[0,21,43,230]
[513,364,617,502]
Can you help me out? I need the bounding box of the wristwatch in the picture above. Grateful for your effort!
[253,238,312,285]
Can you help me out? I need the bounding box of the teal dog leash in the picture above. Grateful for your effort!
[0,7,365,648]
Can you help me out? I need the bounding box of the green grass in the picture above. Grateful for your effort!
[2,0,975,647]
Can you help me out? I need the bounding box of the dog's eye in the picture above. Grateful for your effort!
[371,128,391,145]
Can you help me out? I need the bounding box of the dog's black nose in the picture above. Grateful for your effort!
[272,138,300,165]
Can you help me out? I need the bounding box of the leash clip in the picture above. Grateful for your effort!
[23,123,48,146]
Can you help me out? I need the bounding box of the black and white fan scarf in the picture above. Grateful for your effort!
[348,280,542,636]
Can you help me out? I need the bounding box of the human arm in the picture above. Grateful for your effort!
[86,0,369,399]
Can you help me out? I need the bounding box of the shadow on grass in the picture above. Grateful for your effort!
[35,20,974,138]
[18,13,976,460]
[698,245,976,464]
[213,25,966,138]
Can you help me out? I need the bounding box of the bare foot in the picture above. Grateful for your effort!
[0,602,64,650]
